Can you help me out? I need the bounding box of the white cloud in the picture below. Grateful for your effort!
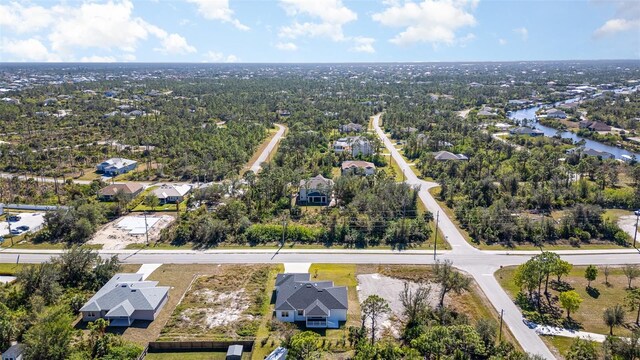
[594,1,640,37]
[350,37,375,53]
[275,42,298,51]
[278,0,357,41]
[186,0,250,30]
[594,18,640,37]
[0,0,196,61]
[372,0,478,46]
[498,38,507,45]
[1,38,60,62]
[155,34,197,54]
[204,51,239,62]
[513,27,528,41]
[0,2,53,34]
[80,55,117,62]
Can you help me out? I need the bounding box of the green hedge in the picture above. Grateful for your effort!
[245,224,325,243]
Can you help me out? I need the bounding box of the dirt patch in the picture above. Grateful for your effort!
[618,214,638,240]
[161,265,276,341]
[357,273,442,338]
[88,215,174,250]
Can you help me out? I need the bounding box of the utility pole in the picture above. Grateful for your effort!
[143,212,149,246]
[498,309,504,342]
[281,216,287,247]
[434,210,439,260]
[634,211,640,248]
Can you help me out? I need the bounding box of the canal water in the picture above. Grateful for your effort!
[507,98,639,160]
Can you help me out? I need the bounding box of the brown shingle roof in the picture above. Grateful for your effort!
[99,183,143,197]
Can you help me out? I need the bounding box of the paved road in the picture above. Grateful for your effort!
[2,115,638,358]
[0,124,286,186]
[372,113,552,359]
[249,123,285,174]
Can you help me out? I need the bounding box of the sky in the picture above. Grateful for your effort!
[0,0,639,63]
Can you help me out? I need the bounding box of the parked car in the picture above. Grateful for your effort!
[16,225,29,231]
[7,215,21,222]
[10,229,21,235]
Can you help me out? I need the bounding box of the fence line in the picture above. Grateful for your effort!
[147,340,254,352]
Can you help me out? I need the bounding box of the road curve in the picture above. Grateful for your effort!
[372,113,556,359]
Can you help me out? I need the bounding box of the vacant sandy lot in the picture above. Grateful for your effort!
[357,273,441,338]
[88,214,174,250]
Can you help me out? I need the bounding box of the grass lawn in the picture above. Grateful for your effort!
[496,265,638,337]
[3,240,103,250]
[0,263,24,275]
[146,352,251,360]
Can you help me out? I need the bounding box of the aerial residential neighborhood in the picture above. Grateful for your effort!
[1,1,640,359]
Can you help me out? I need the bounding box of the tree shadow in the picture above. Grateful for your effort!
[586,286,600,299]
[562,317,583,331]
[550,279,573,293]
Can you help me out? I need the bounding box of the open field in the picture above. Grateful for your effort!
[160,264,279,341]
[497,265,638,337]
[88,214,175,250]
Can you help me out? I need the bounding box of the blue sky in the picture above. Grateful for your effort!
[0,0,638,62]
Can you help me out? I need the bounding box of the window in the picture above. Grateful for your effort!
[297,309,304,316]
[281,311,289,317]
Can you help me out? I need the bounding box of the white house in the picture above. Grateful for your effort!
[332,136,373,157]
[151,184,192,204]
[299,175,333,205]
[274,273,348,329]
[96,158,138,176]
[341,161,376,176]
[433,151,468,161]
[80,273,169,327]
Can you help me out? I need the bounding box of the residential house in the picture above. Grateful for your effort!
[339,123,364,133]
[546,109,568,119]
[152,184,192,204]
[509,127,544,136]
[579,120,611,132]
[98,183,144,201]
[1,344,23,360]
[478,106,498,117]
[274,273,348,329]
[97,158,138,176]
[566,147,615,160]
[79,273,169,327]
[341,161,376,176]
[433,151,468,161]
[299,175,333,205]
[333,136,373,157]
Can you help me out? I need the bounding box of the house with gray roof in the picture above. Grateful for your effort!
[274,273,347,329]
[509,127,544,137]
[80,273,169,327]
[339,123,364,133]
[1,344,23,360]
[97,158,138,176]
[433,151,468,161]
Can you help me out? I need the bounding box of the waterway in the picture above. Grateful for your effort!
[507,94,639,160]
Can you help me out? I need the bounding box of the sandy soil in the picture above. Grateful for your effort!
[357,273,442,338]
[618,215,640,242]
[88,215,175,250]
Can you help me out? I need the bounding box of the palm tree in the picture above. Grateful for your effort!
[603,305,626,335]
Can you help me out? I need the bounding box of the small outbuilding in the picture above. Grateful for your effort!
[226,344,243,360]
[2,343,24,360]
